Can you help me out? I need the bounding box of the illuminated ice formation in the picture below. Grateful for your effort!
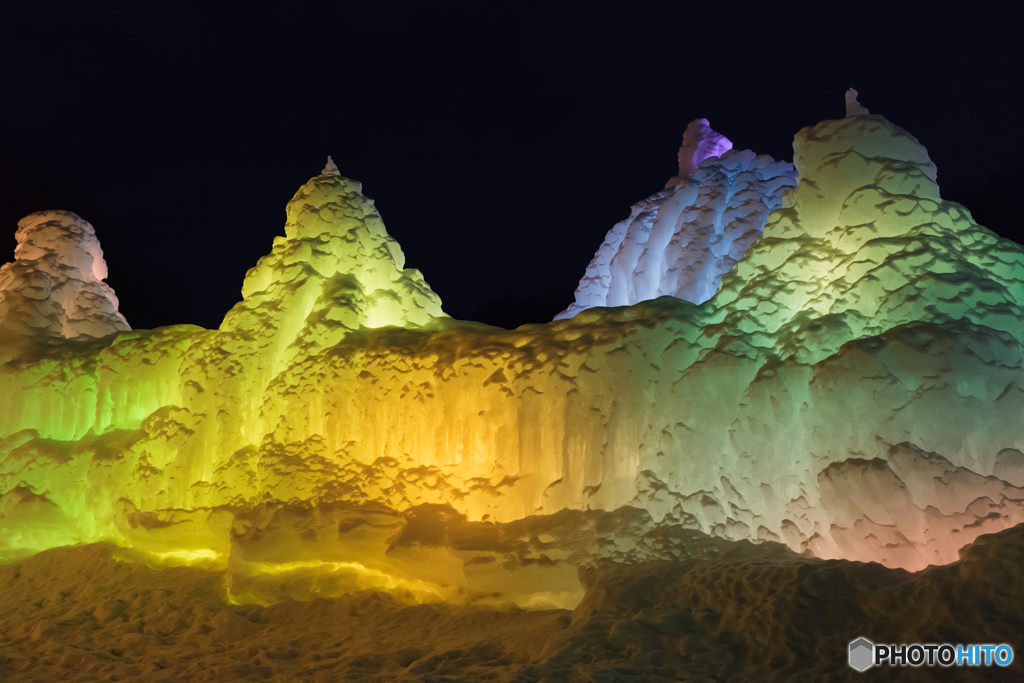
[669,118,734,185]
[0,211,129,362]
[845,87,869,116]
[221,157,445,373]
[3,101,1024,609]
[556,120,796,319]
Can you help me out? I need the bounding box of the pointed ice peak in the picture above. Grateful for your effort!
[677,118,733,180]
[322,156,340,176]
[845,88,869,117]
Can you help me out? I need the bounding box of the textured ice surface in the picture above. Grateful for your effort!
[0,211,129,363]
[556,120,796,318]
[3,105,1024,609]
[669,118,734,184]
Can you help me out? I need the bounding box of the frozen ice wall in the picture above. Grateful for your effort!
[3,101,1024,607]
[556,120,796,319]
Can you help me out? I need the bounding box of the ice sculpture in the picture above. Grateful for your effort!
[3,98,1024,610]
[556,120,796,319]
[0,211,129,363]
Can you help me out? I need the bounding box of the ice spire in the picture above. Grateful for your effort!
[845,88,869,117]
[676,118,733,180]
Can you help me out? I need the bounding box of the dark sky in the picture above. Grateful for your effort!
[2,2,1022,330]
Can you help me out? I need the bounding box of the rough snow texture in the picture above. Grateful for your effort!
[556,121,796,319]
[221,165,446,378]
[0,211,129,362]
[1,523,1022,681]
[3,107,1024,612]
[712,114,1024,360]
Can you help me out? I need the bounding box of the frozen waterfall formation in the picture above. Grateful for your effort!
[555,118,797,319]
[3,95,1024,609]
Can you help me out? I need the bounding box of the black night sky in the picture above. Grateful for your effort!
[1,2,1022,330]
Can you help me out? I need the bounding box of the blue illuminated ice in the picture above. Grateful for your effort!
[556,120,796,319]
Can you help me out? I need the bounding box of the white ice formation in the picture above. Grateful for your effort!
[556,120,796,319]
[0,211,129,362]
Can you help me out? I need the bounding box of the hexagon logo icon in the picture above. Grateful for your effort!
[849,637,874,672]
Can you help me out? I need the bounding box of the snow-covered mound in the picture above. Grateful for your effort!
[556,119,796,318]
